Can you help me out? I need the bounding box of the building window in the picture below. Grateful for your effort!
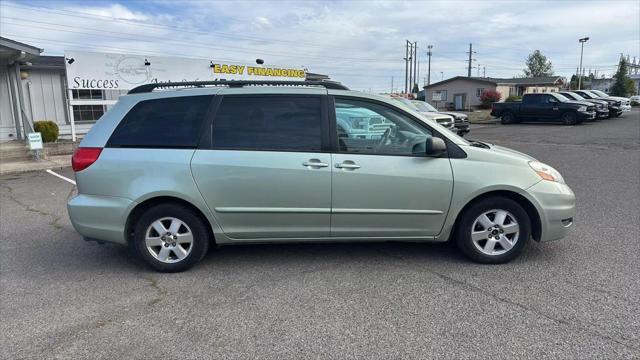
[72,89,104,100]
[73,105,106,122]
[542,88,547,93]
[532,88,538,93]
[476,88,485,97]
[432,90,447,101]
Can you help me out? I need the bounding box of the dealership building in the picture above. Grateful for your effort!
[1,36,318,143]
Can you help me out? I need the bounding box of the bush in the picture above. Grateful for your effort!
[33,121,59,143]
[505,95,522,102]
[480,89,502,108]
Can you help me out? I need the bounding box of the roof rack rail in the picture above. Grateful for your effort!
[128,80,349,94]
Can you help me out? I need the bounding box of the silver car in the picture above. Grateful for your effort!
[68,80,575,272]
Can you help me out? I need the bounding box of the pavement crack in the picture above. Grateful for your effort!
[374,248,640,352]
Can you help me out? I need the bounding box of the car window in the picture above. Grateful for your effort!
[211,95,322,152]
[550,93,570,102]
[334,98,432,156]
[591,90,608,97]
[107,95,213,148]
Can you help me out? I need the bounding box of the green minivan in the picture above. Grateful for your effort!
[68,81,575,272]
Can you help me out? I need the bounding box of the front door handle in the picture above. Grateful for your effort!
[303,159,329,168]
[335,161,361,170]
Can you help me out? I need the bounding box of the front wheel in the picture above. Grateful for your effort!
[454,197,531,264]
[501,112,516,124]
[561,112,578,125]
[133,203,210,272]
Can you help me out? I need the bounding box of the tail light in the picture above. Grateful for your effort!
[72,147,102,172]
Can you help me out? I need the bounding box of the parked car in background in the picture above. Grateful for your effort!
[411,100,470,136]
[491,93,595,125]
[67,80,575,271]
[588,90,632,112]
[630,95,640,103]
[388,96,455,130]
[558,91,609,119]
[573,90,623,118]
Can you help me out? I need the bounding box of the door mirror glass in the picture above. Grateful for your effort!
[425,136,447,156]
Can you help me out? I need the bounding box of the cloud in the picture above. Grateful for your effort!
[0,0,637,91]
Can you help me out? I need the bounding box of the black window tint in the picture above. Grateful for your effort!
[211,96,322,151]
[108,96,212,148]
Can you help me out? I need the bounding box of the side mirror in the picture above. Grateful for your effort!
[426,137,447,157]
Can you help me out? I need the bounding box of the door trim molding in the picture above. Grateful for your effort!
[332,208,444,215]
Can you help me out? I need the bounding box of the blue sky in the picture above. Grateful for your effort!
[1,0,638,92]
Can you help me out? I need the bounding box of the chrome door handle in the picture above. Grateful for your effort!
[303,159,329,168]
[335,162,361,170]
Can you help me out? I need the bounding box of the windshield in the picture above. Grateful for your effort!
[550,93,571,102]
[563,92,585,101]
[391,97,419,111]
[585,90,602,98]
[590,90,608,97]
[576,91,593,99]
[411,100,438,112]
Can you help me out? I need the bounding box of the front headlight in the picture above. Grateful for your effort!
[529,161,565,184]
[578,106,587,112]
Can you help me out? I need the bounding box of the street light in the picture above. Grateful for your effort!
[578,37,589,90]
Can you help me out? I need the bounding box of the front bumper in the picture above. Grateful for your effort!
[67,194,135,245]
[578,111,596,121]
[621,104,631,112]
[596,109,609,119]
[526,180,576,242]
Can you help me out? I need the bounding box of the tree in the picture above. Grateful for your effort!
[480,89,502,108]
[610,57,636,97]
[524,50,554,77]
[569,74,590,90]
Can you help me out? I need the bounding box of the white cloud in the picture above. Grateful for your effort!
[0,0,637,92]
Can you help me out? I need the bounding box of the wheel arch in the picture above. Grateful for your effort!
[451,190,542,242]
[125,196,216,245]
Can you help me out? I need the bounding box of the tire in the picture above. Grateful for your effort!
[561,112,577,125]
[454,196,531,264]
[500,112,516,124]
[133,203,210,272]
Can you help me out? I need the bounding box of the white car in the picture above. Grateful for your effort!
[629,95,640,103]
[589,90,632,112]
[389,97,455,130]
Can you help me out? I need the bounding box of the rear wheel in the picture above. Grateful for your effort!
[455,197,531,264]
[561,112,577,125]
[501,112,516,124]
[133,203,210,272]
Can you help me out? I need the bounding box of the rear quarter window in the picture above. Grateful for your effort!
[107,95,213,148]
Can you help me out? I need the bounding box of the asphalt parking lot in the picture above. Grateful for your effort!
[1,109,639,359]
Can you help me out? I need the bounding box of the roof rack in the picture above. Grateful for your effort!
[128,80,349,94]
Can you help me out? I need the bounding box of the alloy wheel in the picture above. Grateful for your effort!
[470,209,520,256]
[145,217,194,263]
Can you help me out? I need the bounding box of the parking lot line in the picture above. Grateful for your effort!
[45,169,76,185]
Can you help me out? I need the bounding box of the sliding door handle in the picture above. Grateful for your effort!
[303,159,329,168]
[335,162,361,170]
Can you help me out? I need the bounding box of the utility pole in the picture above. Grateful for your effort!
[578,37,589,90]
[427,44,433,86]
[404,41,409,93]
[467,43,475,77]
[483,66,486,78]
[477,64,481,77]
[413,42,418,93]
[440,71,443,81]
[391,76,394,94]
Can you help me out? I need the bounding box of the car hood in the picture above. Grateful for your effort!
[563,100,588,107]
[467,141,536,161]
[439,111,468,119]
[606,96,630,102]
[416,111,453,120]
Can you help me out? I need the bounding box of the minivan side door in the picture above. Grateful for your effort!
[191,90,332,240]
[329,96,454,238]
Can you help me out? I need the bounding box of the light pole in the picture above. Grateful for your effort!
[440,71,444,81]
[578,37,589,90]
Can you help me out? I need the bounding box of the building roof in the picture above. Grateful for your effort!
[23,55,65,70]
[423,76,496,89]
[0,36,42,64]
[424,75,564,89]
[488,76,563,85]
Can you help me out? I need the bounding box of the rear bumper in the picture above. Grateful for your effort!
[526,181,576,242]
[67,194,134,245]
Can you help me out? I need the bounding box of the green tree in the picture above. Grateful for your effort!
[610,58,636,96]
[524,50,554,77]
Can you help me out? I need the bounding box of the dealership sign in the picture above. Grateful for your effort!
[64,51,306,90]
